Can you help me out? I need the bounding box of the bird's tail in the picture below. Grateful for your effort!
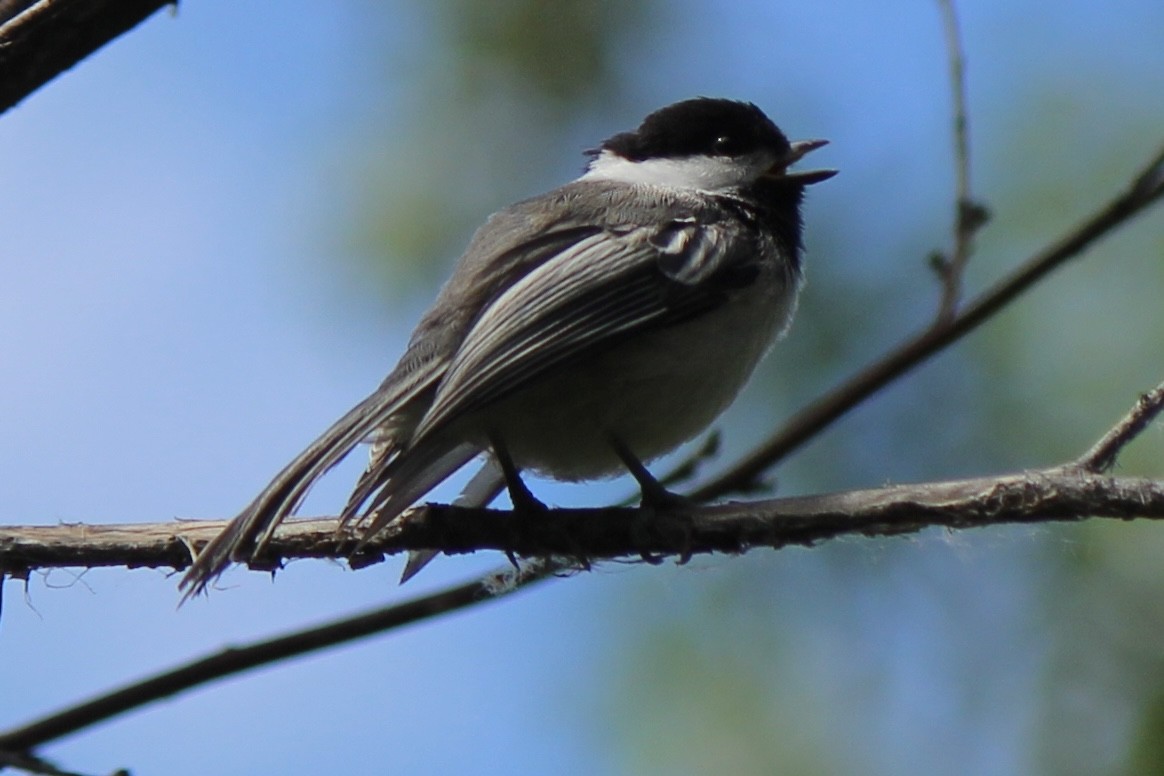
[179,390,406,601]
[342,439,482,558]
[398,454,506,583]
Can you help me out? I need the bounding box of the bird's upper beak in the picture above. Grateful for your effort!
[766,139,836,185]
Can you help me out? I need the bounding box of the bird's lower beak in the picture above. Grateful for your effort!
[767,139,837,185]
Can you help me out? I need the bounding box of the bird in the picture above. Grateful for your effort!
[180,97,834,598]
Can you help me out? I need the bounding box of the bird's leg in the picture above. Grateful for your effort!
[488,432,549,569]
[608,435,691,509]
[608,435,693,564]
[488,433,546,514]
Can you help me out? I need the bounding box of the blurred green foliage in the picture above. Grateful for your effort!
[436,0,644,106]
[347,0,653,294]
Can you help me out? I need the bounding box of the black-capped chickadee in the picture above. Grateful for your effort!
[181,97,834,597]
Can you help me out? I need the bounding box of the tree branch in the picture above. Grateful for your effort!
[5,465,1164,753]
[1075,381,1164,473]
[4,467,1164,581]
[0,0,174,115]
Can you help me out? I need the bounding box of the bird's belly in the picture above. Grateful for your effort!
[479,279,797,480]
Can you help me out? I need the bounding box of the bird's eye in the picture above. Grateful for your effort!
[713,135,735,154]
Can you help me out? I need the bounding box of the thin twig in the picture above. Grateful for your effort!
[656,431,721,490]
[1075,379,1164,473]
[0,747,107,776]
[691,141,1164,501]
[0,560,562,753]
[932,0,990,320]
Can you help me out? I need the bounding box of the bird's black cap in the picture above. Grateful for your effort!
[593,97,792,162]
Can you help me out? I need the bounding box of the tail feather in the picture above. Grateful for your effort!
[340,443,398,527]
[179,390,407,600]
[350,441,482,557]
[399,454,505,582]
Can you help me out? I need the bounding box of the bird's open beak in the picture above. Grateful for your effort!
[767,139,836,185]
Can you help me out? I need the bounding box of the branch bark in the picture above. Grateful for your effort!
[4,468,1164,579]
[0,0,173,115]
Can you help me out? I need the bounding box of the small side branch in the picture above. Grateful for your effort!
[931,0,991,320]
[1075,380,1164,473]
[0,747,98,776]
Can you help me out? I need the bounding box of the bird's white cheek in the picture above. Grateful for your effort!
[581,149,775,192]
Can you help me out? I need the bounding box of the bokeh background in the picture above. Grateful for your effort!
[3,1,1164,774]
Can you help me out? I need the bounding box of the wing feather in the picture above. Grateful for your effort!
[412,220,744,443]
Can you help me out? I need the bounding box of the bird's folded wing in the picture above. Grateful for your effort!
[411,220,746,442]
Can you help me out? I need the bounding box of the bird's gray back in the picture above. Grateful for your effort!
[377,180,737,400]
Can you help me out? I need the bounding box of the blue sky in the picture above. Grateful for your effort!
[3,2,1164,774]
